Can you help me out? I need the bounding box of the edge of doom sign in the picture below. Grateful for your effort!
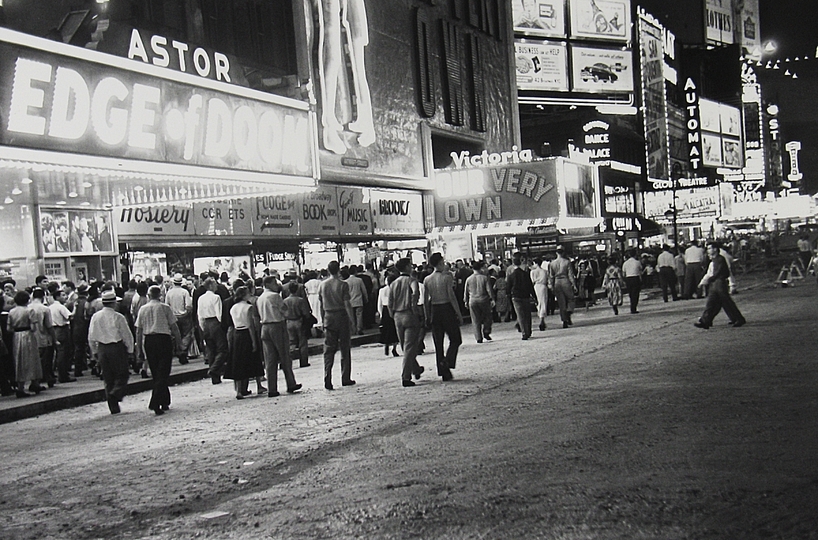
[433,160,562,227]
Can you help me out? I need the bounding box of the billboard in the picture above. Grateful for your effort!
[569,0,631,42]
[515,40,569,91]
[570,46,634,93]
[699,98,742,169]
[42,209,114,255]
[638,10,669,181]
[705,0,734,45]
[432,158,599,228]
[513,0,568,38]
[369,189,425,236]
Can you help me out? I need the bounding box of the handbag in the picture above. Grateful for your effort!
[303,312,318,328]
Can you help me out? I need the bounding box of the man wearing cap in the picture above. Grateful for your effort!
[136,286,183,415]
[197,278,228,384]
[547,246,576,328]
[165,274,193,365]
[88,290,134,414]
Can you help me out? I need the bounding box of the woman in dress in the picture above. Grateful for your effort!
[377,271,399,357]
[602,254,624,315]
[224,287,264,399]
[6,291,43,397]
[303,270,324,337]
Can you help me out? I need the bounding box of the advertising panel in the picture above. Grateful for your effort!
[638,11,669,180]
[369,189,424,236]
[569,0,631,42]
[432,158,598,227]
[515,40,569,91]
[252,194,299,237]
[570,46,634,93]
[194,199,253,236]
[513,0,567,38]
[705,0,734,45]
[193,256,251,281]
[0,31,314,178]
[116,205,194,236]
[131,252,168,280]
[337,186,372,236]
[299,187,340,237]
[43,209,113,255]
[698,98,742,169]
[735,0,760,55]
[702,133,723,167]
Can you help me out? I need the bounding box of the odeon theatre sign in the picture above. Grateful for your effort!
[0,28,314,178]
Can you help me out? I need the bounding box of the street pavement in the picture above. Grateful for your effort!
[1,273,816,539]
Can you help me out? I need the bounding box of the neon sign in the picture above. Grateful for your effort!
[0,35,314,178]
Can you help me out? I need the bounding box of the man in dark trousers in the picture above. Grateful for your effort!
[88,290,134,414]
[135,286,183,415]
[424,252,462,380]
[388,258,425,387]
[318,261,356,390]
[506,252,535,340]
[694,243,747,329]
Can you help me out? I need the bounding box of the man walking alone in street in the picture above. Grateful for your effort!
[88,290,134,414]
[695,243,746,329]
[135,286,183,415]
[423,253,461,381]
[622,250,644,314]
[319,261,356,390]
[388,258,425,387]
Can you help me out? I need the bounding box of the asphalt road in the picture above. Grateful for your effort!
[1,280,817,539]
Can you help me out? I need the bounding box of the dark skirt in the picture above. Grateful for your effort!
[225,329,265,380]
[379,308,399,345]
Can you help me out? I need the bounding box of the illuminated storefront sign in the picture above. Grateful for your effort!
[0,29,314,178]
[433,158,599,227]
[785,141,803,183]
[684,77,703,170]
[369,189,424,236]
[450,146,534,169]
[127,29,233,83]
[705,0,734,45]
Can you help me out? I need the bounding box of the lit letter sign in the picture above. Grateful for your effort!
[684,78,702,170]
[0,32,314,178]
[785,141,803,182]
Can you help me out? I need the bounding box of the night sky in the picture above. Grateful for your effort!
[759,0,818,59]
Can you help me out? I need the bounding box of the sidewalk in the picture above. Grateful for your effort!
[0,329,380,424]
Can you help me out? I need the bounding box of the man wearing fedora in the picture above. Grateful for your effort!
[88,290,134,414]
[165,274,193,365]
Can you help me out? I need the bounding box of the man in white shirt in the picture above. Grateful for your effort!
[344,267,368,335]
[683,241,706,299]
[48,285,76,383]
[88,290,134,414]
[258,276,300,397]
[165,274,193,365]
[622,250,643,314]
[196,278,228,384]
[656,244,679,302]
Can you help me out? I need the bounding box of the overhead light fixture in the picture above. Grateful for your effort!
[68,191,78,198]
[80,201,91,206]
[11,188,22,195]
[3,197,12,204]
[21,177,32,185]
[82,181,93,188]
[56,200,67,205]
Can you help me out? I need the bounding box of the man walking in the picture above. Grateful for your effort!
[463,260,494,343]
[424,253,460,381]
[657,244,679,302]
[622,249,643,314]
[197,278,228,384]
[388,258,425,387]
[683,240,705,299]
[695,243,746,329]
[165,274,193,364]
[507,252,535,339]
[547,246,576,328]
[88,290,134,414]
[135,286,183,415]
[258,276,301,397]
[319,261,356,390]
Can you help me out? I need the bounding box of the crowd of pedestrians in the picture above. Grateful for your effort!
[0,239,748,413]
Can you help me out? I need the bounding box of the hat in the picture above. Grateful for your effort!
[173,273,184,284]
[101,290,120,304]
[77,284,88,295]
[555,245,565,252]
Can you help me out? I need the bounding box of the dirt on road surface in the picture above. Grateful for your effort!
[1,282,817,539]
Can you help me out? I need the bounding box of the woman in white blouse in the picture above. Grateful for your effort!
[225,287,264,399]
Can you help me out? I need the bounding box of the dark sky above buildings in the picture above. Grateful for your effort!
[760,0,818,59]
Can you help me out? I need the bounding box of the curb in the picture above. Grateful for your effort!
[0,332,381,425]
